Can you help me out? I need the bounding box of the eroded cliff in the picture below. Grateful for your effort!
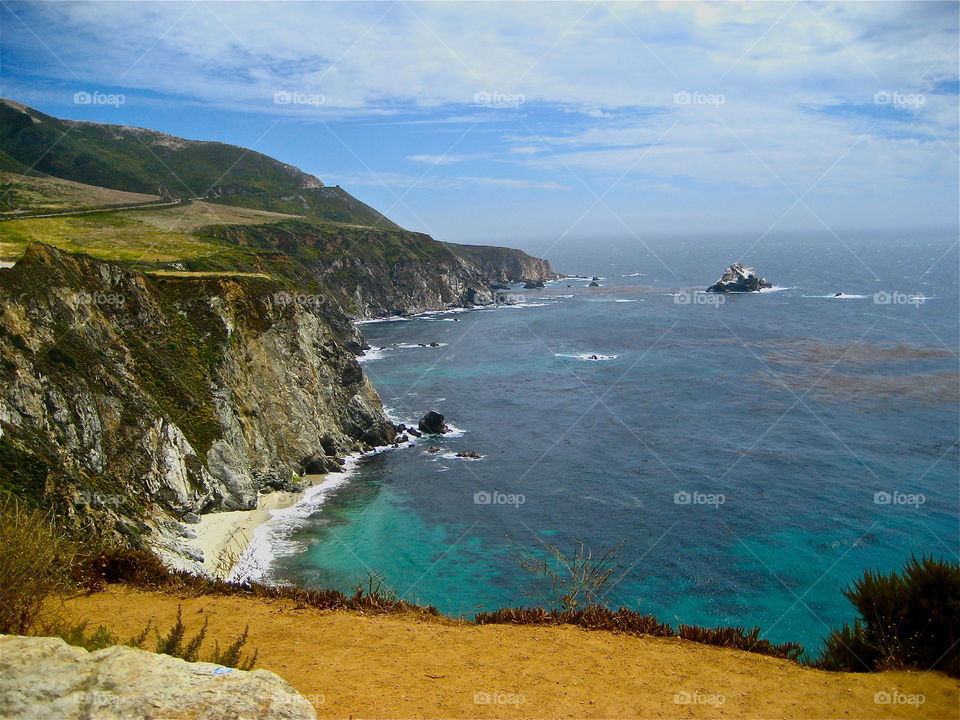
[0,243,394,565]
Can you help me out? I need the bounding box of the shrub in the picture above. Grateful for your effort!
[0,493,77,633]
[476,605,805,661]
[510,538,623,611]
[44,607,257,670]
[817,555,959,677]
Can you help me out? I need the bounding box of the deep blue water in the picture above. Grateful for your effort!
[262,230,958,654]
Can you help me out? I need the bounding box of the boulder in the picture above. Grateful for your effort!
[407,428,422,438]
[706,263,772,293]
[0,635,317,720]
[301,454,342,475]
[523,280,545,289]
[418,411,449,435]
[588,281,600,287]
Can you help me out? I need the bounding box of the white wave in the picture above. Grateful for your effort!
[757,285,793,293]
[554,352,619,362]
[228,454,365,584]
[802,294,867,299]
[357,347,389,363]
[354,315,410,325]
[614,299,637,303]
[394,342,449,349]
[621,272,645,277]
[439,451,484,461]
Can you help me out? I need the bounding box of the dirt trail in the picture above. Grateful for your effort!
[64,587,957,719]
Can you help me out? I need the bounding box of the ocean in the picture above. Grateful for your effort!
[237,229,958,655]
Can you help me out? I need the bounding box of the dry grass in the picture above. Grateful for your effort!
[0,494,77,634]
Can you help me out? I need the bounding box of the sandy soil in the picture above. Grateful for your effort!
[180,479,322,577]
[64,587,958,719]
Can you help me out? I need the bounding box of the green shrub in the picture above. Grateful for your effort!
[0,493,77,633]
[817,555,959,676]
[45,607,256,670]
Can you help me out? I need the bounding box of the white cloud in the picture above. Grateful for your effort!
[3,0,956,228]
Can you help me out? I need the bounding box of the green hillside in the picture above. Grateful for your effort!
[0,99,399,229]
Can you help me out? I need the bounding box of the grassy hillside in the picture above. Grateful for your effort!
[0,99,399,228]
[0,171,161,216]
[0,202,295,263]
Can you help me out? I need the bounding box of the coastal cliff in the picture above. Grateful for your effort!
[0,100,556,571]
[201,220,556,318]
[0,243,395,566]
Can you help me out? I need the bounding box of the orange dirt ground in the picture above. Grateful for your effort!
[63,586,958,719]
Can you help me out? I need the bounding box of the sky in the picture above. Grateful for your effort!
[0,1,958,247]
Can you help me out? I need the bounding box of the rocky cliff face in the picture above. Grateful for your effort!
[446,243,555,286]
[202,221,557,318]
[0,243,394,562]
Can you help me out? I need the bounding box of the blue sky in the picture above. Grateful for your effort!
[1,1,957,247]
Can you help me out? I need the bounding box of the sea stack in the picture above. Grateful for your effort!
[418,410,449,435]
[706,263,772,293]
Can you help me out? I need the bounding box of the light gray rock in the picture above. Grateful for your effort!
[0,635,317,720]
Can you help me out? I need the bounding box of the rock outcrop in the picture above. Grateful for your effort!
[0,635,316,720]
[706,263,772,293]
[418,411,449,435]
[0,243,394,568]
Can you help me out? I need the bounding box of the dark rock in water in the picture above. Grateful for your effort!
[408,428,422,438]
[393,423,408,434]
[181,512,201,525]
[706,263,772,293]
[591,276,600,281]
[429,342,440,347]
[490,283,510,290]
[398,435,409,444]
[427,446,441,454]
[456,451,481,459]
[523,280,545,289]
[418,410,449,434]
[588,281,600,287]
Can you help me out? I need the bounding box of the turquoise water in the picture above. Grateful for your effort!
[264,231,958,654]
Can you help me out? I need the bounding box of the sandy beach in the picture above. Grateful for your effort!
[181,474,327,578]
